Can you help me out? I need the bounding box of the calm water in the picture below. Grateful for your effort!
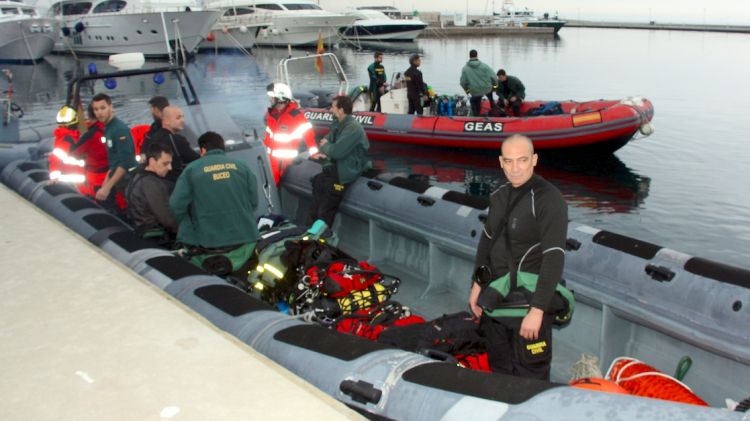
[2,27,749,267]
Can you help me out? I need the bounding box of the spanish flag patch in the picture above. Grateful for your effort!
[572,111,602,127]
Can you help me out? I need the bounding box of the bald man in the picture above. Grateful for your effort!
[144,105,199,182]
[470,134,568,380]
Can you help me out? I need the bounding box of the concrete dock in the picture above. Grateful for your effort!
[0,184,361,420]
[420,26,555,38]
[565,20,750,34]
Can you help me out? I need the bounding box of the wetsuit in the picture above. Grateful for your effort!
[145,128,200,182]
[367,61,387,112]
[473,174,567,380]
[404,64,427,115]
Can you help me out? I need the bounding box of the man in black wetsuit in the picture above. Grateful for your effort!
[144,105,199,182]
[469,134,568,380]
[404,54,428,115]
[145,96,169,145]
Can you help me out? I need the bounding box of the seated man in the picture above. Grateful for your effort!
[125,142,178,244]
[306,95,371,228]
[496,69,526,116]
[144,105,199,182]
[169,131,260,276]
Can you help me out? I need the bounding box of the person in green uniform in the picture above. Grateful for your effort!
[496,69,526,116]
[367,52,388,112]
[306,95,371,227]
[170,131,260,276]
[91,93,137,211]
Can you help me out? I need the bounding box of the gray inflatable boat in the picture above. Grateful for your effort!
[1,57,747,420]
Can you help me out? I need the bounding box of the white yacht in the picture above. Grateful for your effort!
[198,4,271,50]
[479,0,565,34]
[341,9,426,42]
[204,0,354,48]
[44,0,221,57]
[0,0,59,62]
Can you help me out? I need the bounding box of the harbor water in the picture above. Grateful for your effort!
[2,27,749,268]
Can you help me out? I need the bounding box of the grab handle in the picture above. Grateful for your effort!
[645,264,675,282]
[366,180,383,191]
[418,348,459,364]
[417,196,435,207]
[340,380,382,404]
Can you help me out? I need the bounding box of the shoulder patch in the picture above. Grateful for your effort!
[119,136,127,140]
[288,108,300,117]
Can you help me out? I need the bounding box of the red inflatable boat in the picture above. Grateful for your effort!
[302,97,654,153]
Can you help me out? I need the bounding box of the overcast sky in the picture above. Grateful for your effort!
[319,0,750,25]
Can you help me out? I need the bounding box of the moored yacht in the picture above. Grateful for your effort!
[204,0,354,47]
[340,9,427,42]
[479,0,565,34]
[44,0,221,57]
[198,4,271,50]
[0,0,59,62]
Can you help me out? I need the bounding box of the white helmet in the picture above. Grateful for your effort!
[267,82,293,102]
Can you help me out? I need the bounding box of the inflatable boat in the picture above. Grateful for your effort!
[1,57,746,420]
[302,96,655,153]
[2,156,747,420]
[280,54,655,153]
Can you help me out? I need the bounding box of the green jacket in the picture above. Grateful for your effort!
[497,75,526,101]
[460,59,498,97]
[169,149,260,248]
[103,117,136,171]
[320,114,371,184]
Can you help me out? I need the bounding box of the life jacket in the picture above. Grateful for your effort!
[70,121,108,197]
[50,126,85,185]
[263,101,317,184]
[336,302,426,340]
[130,124,151,156]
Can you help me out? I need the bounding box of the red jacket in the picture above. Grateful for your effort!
[50,126,85,184]
[263,101,317,184]
[71,121,108,196]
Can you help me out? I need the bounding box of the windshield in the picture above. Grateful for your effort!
[283,4,322,10]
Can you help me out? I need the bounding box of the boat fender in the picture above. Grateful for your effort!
[570,378,629,395]
[108,53,145,71]
[339,379,382,404]
[206,32,215,42]
[74,22,85,33]
[239,25,248,33]
[639,122,654,136]
[61,26,71,37]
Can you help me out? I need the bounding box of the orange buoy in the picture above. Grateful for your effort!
[607,357,709,406]
[206,32,215,42]
[570,377,629,395]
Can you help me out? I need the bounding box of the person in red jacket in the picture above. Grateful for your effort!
[70,103,108,198]
[263,82,318,185]
[50,106,85,186]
